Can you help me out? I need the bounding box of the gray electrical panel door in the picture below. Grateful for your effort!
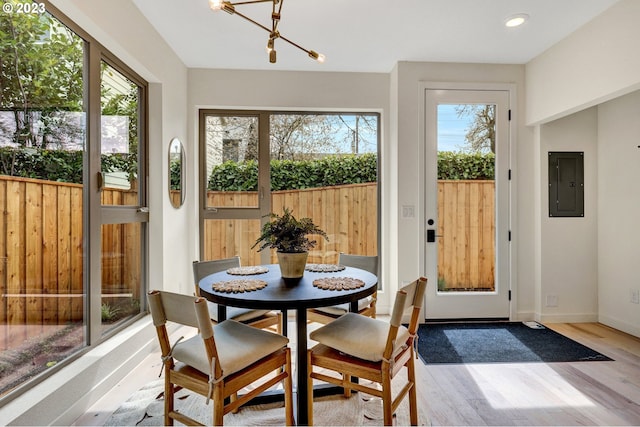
[549,151,584,217]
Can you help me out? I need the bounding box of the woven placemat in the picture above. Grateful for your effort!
[211,279,267,293]
[312,277,365,290]
[305,264,346,273]
[226,266,269,275]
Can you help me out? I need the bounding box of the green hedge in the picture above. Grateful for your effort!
[208,153,379,191]
[0,147,136,183]
[0,148,495,187]
[437,151,495,180]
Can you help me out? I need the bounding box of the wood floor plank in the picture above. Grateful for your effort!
[73,321,640,426]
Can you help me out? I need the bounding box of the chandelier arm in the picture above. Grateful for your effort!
[231,8,272,33]
[227,0,273,6]
[278,33,311,55]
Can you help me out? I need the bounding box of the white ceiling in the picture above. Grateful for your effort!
[133,0,619,73]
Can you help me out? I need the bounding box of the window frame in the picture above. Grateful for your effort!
[0,1,149,404]
[198,108,381,266]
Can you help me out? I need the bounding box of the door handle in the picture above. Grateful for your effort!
[426,229,443,242]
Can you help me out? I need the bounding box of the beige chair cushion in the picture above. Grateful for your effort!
[313,296,373,316]
[172,319,289,377]
[206,300,271,323]
[309,312,410,362]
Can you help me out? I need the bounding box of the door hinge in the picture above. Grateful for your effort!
[508,290,512,301]
[508,230,511,241]
[508,169,511,180]
[508,109,512,121]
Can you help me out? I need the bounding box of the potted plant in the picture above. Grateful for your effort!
[252,207,328,278]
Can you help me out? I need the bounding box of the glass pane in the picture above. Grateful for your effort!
[0,9,85,396]
[205,115,259,208]
[101,223,142,334]
[203,219,261,264]
[269,114,378,264]
[437,104,495,292]
[100,62,140,204]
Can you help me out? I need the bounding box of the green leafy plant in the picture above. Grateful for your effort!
[101,303,121,322]
[252,207,328,253]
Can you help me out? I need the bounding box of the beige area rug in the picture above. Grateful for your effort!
[105,378,429,426]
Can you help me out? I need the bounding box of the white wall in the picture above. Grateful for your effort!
[526,0,640,333]
[526,0,640,125]
[186,68,392,308]
[391,62,534,319]
[538,108,599,323]
[597,91,640,336]
[0,1,191,425]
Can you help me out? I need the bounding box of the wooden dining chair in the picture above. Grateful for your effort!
[307,253,378,324]
[306,276,428,426]
[193,257,282,333]
[147,289,294,426]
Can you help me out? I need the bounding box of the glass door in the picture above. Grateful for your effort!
[424,89,510,319]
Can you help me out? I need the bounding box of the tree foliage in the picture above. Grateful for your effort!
[0,4,84,148]
[455,105,496,153]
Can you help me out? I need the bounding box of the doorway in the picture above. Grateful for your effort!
[423,87,511,319]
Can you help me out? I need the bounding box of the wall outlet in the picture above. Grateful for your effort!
[630,289,639,304]
[402,205,415,218]
[545,294,558,307]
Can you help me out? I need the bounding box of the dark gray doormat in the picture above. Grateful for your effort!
[417,322,613,364]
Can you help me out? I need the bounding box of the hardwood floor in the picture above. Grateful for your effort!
[73,322,640,426]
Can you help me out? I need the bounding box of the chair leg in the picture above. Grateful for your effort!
[342,373,352,398]
[381,374,394,426]
[307,350,314,426]
[276,311,283,335]
[407,357,419,425]
[164,373,174,426]
[213,382,225,426]
[284,348,294,426]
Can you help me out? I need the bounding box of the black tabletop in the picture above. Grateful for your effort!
[198,264,378,311]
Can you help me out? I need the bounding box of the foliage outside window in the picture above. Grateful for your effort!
[0,1,147,400]
[201,112,380,265]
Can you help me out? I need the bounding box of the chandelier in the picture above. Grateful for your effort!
[208,0,325,64]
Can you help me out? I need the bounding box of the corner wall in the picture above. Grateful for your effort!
[0,0,191,424]
[596,91,640,336]
[537,108,599,323]
[526,0,640,125]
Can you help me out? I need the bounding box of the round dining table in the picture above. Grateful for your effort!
[198,263,378,426]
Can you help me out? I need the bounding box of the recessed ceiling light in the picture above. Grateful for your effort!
[505,13,529,28]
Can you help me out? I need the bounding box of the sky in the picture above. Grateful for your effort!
[437,104,474,152]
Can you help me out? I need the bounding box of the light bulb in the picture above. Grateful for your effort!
[209,0,223,10]
[308,50,325,63]
[504,13,528,28]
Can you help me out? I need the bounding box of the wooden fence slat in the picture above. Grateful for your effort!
[0,175,494,332]
[42,183,58,324]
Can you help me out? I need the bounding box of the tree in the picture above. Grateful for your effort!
[0,4,84,149]
[455,104,496,153]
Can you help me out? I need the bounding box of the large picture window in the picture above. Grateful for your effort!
[199,110,379,267]
[0,1,148,401]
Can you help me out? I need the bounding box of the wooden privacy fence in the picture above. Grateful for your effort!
[0,176,493,337]
[0,175,139,350]
[204,183,378,265]
[438,180,495,290]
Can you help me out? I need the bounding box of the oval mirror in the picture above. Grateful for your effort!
[168,137,185,208]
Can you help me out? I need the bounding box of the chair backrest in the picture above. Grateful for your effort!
[384,277,428,358]
[148,289,202,329]
[147,290,218,376]
[338,253,378,276]
[192,256,241,296]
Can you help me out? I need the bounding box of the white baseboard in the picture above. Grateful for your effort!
[536,312,599,323]
[598,314,640,338]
